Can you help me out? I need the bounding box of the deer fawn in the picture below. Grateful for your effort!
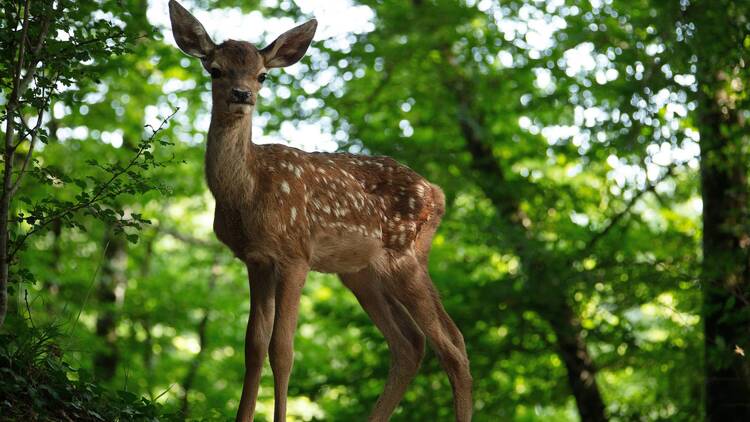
[169,1,472,421]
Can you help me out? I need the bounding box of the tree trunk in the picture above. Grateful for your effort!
[0,130,15,327]
[453,86,609,421]
[545,303,608,422]
[138,235,156,395]
[700,99,750,421]
[181,259,218,416]
[93,230,128,381]
[180,310,210,416]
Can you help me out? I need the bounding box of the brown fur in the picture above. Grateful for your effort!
[209,135,441,270]
[168,1,472,420]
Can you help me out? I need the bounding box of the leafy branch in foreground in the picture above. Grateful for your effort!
[11,109,179,259]
[0,0,142,326]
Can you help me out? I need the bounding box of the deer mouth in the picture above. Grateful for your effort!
[228,102,254,115]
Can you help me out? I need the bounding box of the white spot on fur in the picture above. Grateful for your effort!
[280,180,290,194]
[290,207,297,223]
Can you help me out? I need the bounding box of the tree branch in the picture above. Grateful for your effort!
[8,78,55,198]
[16,10,52,98]
[159,226,217,248]
[8,109,178,259]
[578,164,676,257]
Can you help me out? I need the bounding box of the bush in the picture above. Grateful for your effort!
[0,323,174,422]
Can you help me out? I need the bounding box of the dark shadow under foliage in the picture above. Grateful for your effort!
[0,323,174,422]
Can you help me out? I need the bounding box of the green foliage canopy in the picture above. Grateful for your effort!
[2,0,748,421]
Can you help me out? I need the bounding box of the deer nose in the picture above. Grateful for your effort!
[231,88,252,103]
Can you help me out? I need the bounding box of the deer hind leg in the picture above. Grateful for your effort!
[341,269,426,422]
[268,261,309,422]
[385,257,473,422]
[237,263,277,422]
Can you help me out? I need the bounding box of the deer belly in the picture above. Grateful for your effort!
[309,231,384,274]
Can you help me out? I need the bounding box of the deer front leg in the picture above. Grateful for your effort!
[269,261,309,422]
[236,263,277,422]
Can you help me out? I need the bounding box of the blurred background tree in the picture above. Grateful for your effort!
[1,0,747,421]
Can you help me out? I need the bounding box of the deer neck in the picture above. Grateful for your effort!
[205,112,256,205]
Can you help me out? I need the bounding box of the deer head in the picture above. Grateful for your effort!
[168,0,317,117]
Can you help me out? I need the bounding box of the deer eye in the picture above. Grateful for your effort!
[210,67,222,79]
[258,73,267,83]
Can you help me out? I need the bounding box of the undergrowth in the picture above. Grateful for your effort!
[0,322,174,422]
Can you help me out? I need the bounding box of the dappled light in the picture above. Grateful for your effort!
[1,0,748,421]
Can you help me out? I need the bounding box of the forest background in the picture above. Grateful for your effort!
[1,0,748,421]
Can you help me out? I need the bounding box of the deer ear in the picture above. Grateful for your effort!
[261,19,318,68]
[169,0,215,59]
